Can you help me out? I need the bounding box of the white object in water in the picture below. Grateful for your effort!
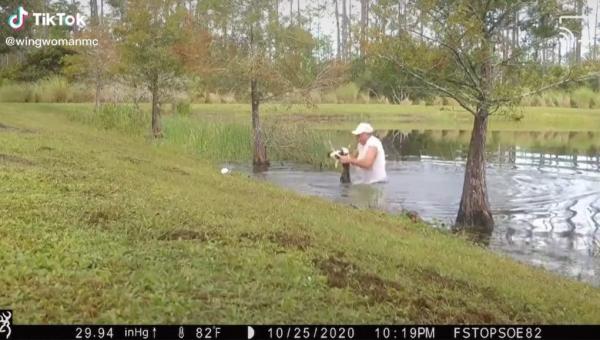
[220,167,230,175]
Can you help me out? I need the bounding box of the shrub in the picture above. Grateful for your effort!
[335,82,359,103]
[374,94,389,104]
[535,96,545,106]
[322,91,338,103]
[571,87,596,109]
[521,94,544,107]
[539,91,571,108]
[519,96,532,106]
[163,115,252,161]
[0,83,34,102]
[221,92,236,104]
[101,82,149,103]
[308,90,321,104]
[539,92,555,107]
[70,83,95,103]
[95,104,148,134]
[357,91,370,104]
[556,92,572,108]
[174,98,192,116]
[263,118,336,166]
[509,111,524,121]
[34,76,71,102]
[398,97,413,105]
[442,97,459,106]
[206,92,221,104]
[433,96,446,105]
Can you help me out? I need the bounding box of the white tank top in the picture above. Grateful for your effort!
[354,136,387,184]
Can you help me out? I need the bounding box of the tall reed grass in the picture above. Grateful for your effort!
[163,116,253,161]
[66,104,341,166]
[519,87,600,109]
[5,77,600,110]
[263,119,345,167]
[0,76,93,103]
[163,115,342,166]
[335,82,360,103]
[67,103,149,135]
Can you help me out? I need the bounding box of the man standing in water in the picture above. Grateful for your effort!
[339,122,387,184]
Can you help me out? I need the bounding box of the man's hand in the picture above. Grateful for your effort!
[339,155,352,164]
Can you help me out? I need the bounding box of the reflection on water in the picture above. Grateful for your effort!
[237,130,600,286]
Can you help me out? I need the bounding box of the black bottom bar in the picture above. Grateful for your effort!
[9,325,600,340]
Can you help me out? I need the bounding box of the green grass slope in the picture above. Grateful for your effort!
[188,103,600,132]
[1,105,600,323]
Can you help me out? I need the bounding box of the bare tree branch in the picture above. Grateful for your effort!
[403,27,483,98]
[377,53,477,115]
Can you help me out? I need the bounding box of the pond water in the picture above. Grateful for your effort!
[234,130,600,286]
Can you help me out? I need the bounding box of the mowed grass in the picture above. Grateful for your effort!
[189,103,600,132]
[1,104,600,324]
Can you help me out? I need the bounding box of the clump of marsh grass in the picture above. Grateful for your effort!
[33,76,72,103]
[66,104,348,167]
[263,118,349,167]
[0,83,34,102]
[163,115,252,161]
[67,103,148,135]
[335,82,360,104]
[570,87,597,109]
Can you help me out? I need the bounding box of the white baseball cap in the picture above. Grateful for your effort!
[351,122,374,135]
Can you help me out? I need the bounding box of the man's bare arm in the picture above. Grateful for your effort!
[342,147,377,169]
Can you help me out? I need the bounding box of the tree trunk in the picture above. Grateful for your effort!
[348,0,352,57]
[398,0,404,36]
[575,0,583,63]
[558,40,562,65]
[455,112,494,232]
[360,0,367,57]
[342,0,347,60]
[71,0,79,33]
[512,8,518,51]
[251,79,269,167]
[334,0,341,60]
[595,0,599,60]
[151,82,162,138]
[94,77,101,112]
[44,0,51,37]
[90,0,98,26]
[419,8,424,42]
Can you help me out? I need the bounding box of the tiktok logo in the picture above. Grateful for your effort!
[8,6,29,31]
[5,6,86,31]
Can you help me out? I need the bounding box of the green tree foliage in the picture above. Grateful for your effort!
[63,27,119,111]
[115,0,190,138]
[13,46,75,81]
[210,0,346,165]
[1,0,81,80]
[372,0,598,231]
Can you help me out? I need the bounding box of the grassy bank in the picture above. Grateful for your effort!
[190,103,600,132]
[60,103,342,166]
[21,102,600,132]
[7,103,600,167]
[1,104,600,323]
